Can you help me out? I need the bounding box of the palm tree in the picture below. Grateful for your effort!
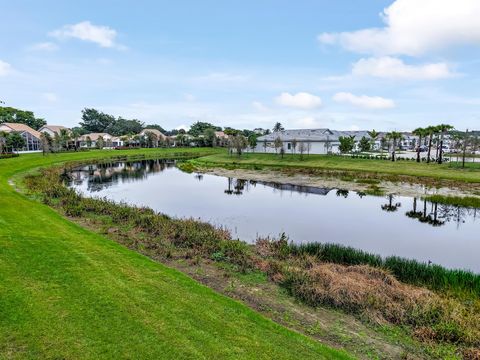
[412,127,427,163]
[273,122,284,133]
[436,124,454,164]
[425,126,437,163]
[367,129,379,151]
[386,131,403,162]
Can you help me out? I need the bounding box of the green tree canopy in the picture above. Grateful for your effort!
[80,108,116,133]
[106,117,144,136]
[338,136,355,154]
[188,121,221,137]
[0,106,46,130]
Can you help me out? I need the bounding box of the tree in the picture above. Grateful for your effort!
[40,133,51,156]
[59,129,71,150]
[86,136,92,148]
[298,142,307,160]
[274,136,283,154]
[272,122,284,132]
[425,126,438,163]
[367,129,379,151]
[291,138,297,154]
[248,134,257,152]
[436,124,454,164]
[175,133,186,147]
[71,128,82,150]
[262,139,267,153]
[188,121,220,137]
[203,128,216,147]
[0,131,7,153]
[144,132,158,148]
[232,135,247,156]
[0,106,46,130]
[386,131,403,162]
[96,136,105,149]
[338,136,355,154]
[106,117,144,136]
[412,127,427,163]
[80,108,115,133]
[6,132,26,151]
[358,136,371,152]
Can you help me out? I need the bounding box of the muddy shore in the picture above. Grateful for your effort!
[199,167,480,199]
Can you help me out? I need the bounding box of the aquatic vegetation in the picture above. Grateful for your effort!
[423,195,480,209]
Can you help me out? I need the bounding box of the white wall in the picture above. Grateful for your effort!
[254,140,340,154]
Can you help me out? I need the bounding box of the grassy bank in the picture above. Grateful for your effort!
[192,153,480,185]
[20,164,480,358]
[423,195,480,209]
[0,149,349,359]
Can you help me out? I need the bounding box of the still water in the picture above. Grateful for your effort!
[68,159,480,272]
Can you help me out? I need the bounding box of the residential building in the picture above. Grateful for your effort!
[0,122,42,152]
[79,133,116,148]
[254,129,372,154]
[38,125,69,137]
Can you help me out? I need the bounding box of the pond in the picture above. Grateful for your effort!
[68,159,480,272]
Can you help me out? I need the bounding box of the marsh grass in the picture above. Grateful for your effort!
[290,243,480,297]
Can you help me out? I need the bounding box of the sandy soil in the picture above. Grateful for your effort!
[200,167,480,198]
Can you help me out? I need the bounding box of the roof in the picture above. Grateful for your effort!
[38,125,68,134]
[0,123,42,139]
[80,133,112,141]
[140,129,166,138]
[214,131,227,138]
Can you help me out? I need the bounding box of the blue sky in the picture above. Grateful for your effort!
[1,0,479,131]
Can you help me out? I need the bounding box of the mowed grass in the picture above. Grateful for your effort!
[0,149,350,359]
[194,152,480,184]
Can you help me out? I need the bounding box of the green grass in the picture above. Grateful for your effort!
[423,194,480,209]
[193,152,480,184]
[0,149,350,359]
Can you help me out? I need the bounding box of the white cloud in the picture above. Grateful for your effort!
[42,92,58,102]
[29,42,58,51]
[333,92,395,109]
[184,93,196,102]
[0,60,12,76]
[318,0,480,56]
[275,92,322,109]
[352,57,454,80]
[293,116,324,128]
[50,21,123,49]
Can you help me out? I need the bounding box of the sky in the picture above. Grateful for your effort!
[1,0,480,131]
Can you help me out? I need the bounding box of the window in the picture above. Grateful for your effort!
[287,143,291,150]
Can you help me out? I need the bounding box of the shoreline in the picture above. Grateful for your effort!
[198,166,480,199]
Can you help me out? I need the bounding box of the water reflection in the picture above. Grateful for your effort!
[67,160,480,271]
[69,159,176,192]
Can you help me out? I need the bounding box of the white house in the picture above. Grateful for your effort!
[79,133,121,148]
[254,129,373,154]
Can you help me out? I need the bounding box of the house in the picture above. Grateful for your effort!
[254,129,373,154]
[38,125,69,137]
[79,133,116,148]
[0,122,42,152]
[139,128,166,140]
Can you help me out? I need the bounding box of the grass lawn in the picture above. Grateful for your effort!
[193,152,480,184]
[0,149,350,359]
